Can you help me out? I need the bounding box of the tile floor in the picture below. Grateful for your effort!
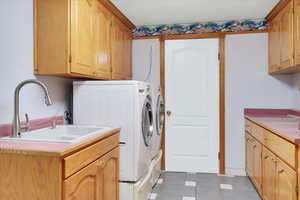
[150,172,261,200]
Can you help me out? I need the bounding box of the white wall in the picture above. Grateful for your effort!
[291,74,300,109]
[225,33,295,175]
[132,39,161,90]
[0,1,72,124]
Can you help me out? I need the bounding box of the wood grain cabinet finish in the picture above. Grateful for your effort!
[276,159,297,200]
[262,147,277,200]
[245,134,262,194]
[0,132,120,200]
[269,14,281,73]
[245,119,298,200]
[34,0,132,80]
[268,0,300,74]
[111,16,132,80]
[279,1,294,69]
[294,0,300,65]
[64,148,119,200]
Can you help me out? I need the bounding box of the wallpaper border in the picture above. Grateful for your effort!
[133,18,267,37]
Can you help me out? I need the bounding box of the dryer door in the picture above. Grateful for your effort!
[156,94,165,136]
[142,95,153,147]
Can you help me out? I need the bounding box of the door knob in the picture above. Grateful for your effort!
[166,110,172,116]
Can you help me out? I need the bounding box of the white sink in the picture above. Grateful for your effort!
[0,125,112,143]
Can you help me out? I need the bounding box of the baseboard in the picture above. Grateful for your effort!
[225,168,246,176]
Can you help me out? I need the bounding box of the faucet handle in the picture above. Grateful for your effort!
[51,120,57,129]
[20,113,30,132]
[25,113,29,124]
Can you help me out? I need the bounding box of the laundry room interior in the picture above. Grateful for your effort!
[2,0,300,200]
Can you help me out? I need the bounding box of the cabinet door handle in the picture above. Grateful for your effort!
[96,160,104,168]
[279,169,284,174]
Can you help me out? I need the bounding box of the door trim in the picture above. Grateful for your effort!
[159,34,226,174]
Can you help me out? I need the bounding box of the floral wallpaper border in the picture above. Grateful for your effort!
[133,18,267,37]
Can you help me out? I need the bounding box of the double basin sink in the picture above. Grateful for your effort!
[1,125,112,143]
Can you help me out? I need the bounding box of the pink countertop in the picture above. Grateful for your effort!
[0,116,120,156]
[0,128,119,156]
[245,109,300,144]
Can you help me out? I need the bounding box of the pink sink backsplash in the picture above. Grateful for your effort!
[0,116,64,137]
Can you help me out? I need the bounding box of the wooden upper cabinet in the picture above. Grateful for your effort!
[70,0,95,76]
[279,1,294,69]
[269,15,281,73]
[275,159,297,200]
[111,16,132,80]
[34,0,133,80]
[294,0,300,65]
[267,0,300,74]
[93,2,112,79]
[262,147,277,200]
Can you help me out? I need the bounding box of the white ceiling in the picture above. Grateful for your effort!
[110,0,280,26]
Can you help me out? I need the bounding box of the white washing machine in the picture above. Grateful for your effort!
[72,81,154,199]
[151,87,165,160]
[132,39,164,160]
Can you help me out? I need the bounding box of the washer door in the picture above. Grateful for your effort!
[156,95,165,136]
[142,95,154,147]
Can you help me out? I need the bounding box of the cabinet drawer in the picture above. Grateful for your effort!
[263,130,296,168]
[63,133,119,178]
[245,120,252,133]
[245,120,264,143]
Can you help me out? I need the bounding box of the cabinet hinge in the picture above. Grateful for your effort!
[296,185,299,195]
[218,152,220,160]
[110,68,113,72]
[218,53,220,60]
[69,55,72,63]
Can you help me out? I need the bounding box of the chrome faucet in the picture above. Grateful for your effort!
[12,79,53,137]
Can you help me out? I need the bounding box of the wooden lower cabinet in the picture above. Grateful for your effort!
[0,131,120,200]
[245,119,297,200]
[246,134,262,194]
[252,139,262,193]
[246,134,254,178]
[276,159,297,200]
[64,148,119,200]
[262,148,277,200]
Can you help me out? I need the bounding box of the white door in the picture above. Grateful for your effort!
[165,39,220,173]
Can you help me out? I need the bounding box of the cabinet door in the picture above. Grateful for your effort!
[93,2,112,79]
[111,16,125,80]
[64,148,119,200]
[123,30,132,80]
[98,148,119,200]
[294,0,300,65]
[280,1,294,69]
[111,17,132,80]
[70,0,95,76]
[252,140,262,193]
[262,148,277,200]
[245,134,254,178]
[64,160,100,200]
[269,16,281,73]
[275,160,297,200]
